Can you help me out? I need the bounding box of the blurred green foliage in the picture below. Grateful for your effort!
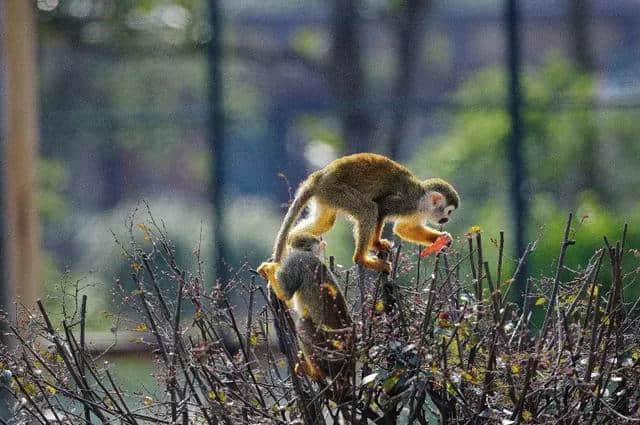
[413,56,640,300]
[59,196,281,329]
[39,158,70,222]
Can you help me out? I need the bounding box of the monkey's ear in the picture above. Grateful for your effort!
[430,193,443,206]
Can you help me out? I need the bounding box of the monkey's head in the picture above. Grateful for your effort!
[420,178,460,225]
[288,233,326,256]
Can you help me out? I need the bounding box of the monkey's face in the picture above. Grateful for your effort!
[422,191,457,226]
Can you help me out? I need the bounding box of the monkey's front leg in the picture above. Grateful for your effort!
[393,221,450,247]
[353,216,392,273]
[372,218,393,252]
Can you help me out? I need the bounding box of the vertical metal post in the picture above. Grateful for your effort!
[208,0,226,283]
[505,0,528,305]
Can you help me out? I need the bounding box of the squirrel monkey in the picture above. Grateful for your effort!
[259,233,352,382]
[263,153,459,273]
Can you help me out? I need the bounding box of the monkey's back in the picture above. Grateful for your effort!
[276,250,323,300]
[311,153,422,201]
[277,251,351,327]
[276,249,352,380]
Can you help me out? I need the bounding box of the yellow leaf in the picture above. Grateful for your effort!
[460,371,479,385]
[46,385,57,395]
[131,262,143,272]
[249,334,260,347]
[467,225,482,235]
[589,284,600,297]
[383,375,400,393]
[132,323,148,332]
[460,371,473,382]
[331,339,344,351]
[501,278,515,288]
[522,410,533,422]
[137,223,152,240]
[510,364,521,375]
[208,390,227,403]
[143,396,154,406]
[16,378,37,396]
[535,297,547,306]
[437,313,452,329]
[375,301,385,313]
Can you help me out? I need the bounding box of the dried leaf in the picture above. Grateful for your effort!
[132,323,148,332]
[420,234,451,257]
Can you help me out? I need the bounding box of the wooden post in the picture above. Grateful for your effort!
[1,0,41,311]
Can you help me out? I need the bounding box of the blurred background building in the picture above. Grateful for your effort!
[1,0,640,409]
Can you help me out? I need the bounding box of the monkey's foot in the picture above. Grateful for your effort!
[373,238,394,252]
[295,355,326,381]
[356,256,392,274]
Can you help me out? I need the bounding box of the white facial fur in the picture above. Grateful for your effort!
[420,191,456,225]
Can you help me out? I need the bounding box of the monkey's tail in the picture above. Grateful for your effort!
[272,179,316,262]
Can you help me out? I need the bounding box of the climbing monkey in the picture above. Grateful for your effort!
[261,153,460,273]
[258,233,352,382]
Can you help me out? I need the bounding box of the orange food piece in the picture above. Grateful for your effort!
[420,234,451,257]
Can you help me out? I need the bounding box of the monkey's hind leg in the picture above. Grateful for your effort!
[257,262,292,306]
[289,200,337,241]
[372,217,393,252]
[295,352,327,382]
[318,184,391,273]
[352,206,392,273]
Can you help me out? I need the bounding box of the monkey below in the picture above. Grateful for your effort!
[258,233,353,384]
